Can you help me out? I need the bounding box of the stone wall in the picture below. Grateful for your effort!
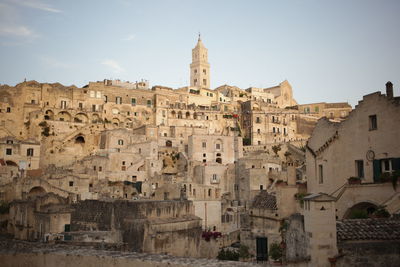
[283,214,310,263]
[336,241,400,267]
[70,199,202,257]
[0,238,261,267]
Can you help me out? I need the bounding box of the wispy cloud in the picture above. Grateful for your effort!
[9,0,61,13]
[101,59,125,73]
[0,24,36,37]
[122,34,135,41]
[0,2,38,41]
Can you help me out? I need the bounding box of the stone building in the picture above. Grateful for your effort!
[306,82,400,219]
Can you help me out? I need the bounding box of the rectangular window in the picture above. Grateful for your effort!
[131,98,136,106]
[90,91,95,97]
[256,117,261,123]
[104,95,108,103]
[318,164,324,184]
[355,160,364,178]
[116,97,122,104]
[96,91,101,98]
[69,181,74,187]
[216,143,221,150]
[78,102,83,109]
[61,100,67,109]
[369,115,377,130]
[6,148,12,155]
[203,79,207,86]
[202,142,206,148]
[99,166,102,172]
[27,148,34,157]
[147,100,152,107]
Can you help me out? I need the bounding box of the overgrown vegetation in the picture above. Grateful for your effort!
[272,144,281,157]
[217,248,239,261]
[217,245,251,261]
[269,242,283,262]
[348,209,368,219]
[39,121,50,136]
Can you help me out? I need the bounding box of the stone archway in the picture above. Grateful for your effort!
[28,186,46,198]
[343,202,378,219]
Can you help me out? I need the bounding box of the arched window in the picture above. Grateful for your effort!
[166,140,172,147]
[118,139,124,145]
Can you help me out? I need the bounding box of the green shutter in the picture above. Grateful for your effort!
[392,158,400,171]
[373,160,381,182]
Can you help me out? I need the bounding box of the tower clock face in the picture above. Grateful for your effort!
[366,150,375,161]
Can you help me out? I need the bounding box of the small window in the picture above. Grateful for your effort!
[116,97,122,104]
[355,160,364,178]
[216,143,221,150]
[131,98,136,106]
[256,117,261,123]
[99,166,102,172]
[202,142,206,148]
[147,100,152,107]
[118,139,124,145]
[69,181,74,187]
[369,115,377,130]
[318,164,324,184]
[6,148,12,155]
[27,148,34,156]
[260,185,263,190]
[203,79,207,86]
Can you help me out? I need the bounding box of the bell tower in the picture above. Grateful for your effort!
[190,34,210,88]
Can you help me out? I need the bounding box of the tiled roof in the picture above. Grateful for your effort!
[337,218,400,242]
[251,191,277,210]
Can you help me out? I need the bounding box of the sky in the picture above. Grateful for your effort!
[0,0,399,107]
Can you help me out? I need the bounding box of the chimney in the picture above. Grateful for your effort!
[386,81,393,99]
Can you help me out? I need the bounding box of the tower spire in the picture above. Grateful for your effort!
[190,35,210,88]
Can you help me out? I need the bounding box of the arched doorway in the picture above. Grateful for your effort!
[343,202,378,219]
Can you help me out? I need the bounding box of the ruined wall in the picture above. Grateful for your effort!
[336,241,400,267]
[284,213,310,263]
[70,200,202,256]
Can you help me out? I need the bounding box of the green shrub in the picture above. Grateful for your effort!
[269,242,283,261]
[217,248,239,261]
[349,209,368,219]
